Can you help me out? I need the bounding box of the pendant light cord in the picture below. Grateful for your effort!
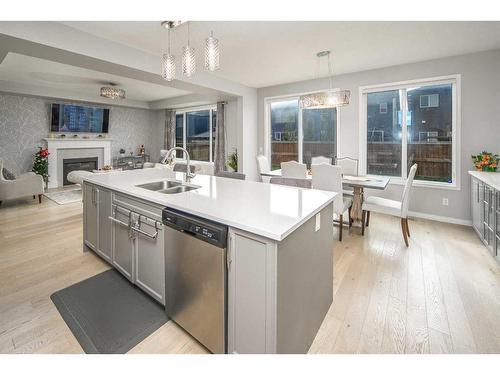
[167,28,171,54]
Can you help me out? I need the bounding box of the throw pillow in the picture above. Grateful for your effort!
[2,167,16,180]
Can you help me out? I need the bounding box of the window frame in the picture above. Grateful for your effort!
[358,74,461,190]
[264,91,342,168]
[174,104,217,164]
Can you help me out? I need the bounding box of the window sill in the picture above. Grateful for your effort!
[382,176,460,191]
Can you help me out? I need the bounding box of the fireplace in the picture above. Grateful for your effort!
[63,157,98,186]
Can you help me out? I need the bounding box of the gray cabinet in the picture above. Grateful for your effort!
[83,182,112,263]
[96,187,112,262]
[111,206,134,281]
[134,216,165,304]
[471,176,498,263]
[471,177,482,236]
[83,182,98,250]
[110,198,165,304]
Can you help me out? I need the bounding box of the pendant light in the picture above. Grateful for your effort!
[299,51,350,109]
[205,31,220,71]
[182,22,196,77]
[161,28,176,81]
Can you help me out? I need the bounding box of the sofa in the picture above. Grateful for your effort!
[0,159,45,206]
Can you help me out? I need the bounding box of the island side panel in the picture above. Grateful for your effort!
[276,203,334,354]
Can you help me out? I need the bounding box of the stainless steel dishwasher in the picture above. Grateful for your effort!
[162,208,228,354]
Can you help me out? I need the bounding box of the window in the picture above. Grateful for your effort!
[267,96,338,170]
[174,105,216,162]
[361,76,459,187]
[420,93,439,108]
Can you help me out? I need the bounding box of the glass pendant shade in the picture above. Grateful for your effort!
[299,89,351,109]
[100,86,126,99]
[161,53,176,81]
[204,32,220,71]
[182,45,196,77]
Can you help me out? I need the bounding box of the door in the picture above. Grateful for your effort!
[96,188,112,262]
[471,178,482,236]
[112,205,134,281]
[84,183,98,250]
[134,216,165,304]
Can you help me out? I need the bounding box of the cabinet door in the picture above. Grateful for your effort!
[84,183,98,250]
[228,231,276,354]
[471,178,482,236]
[134,218,165,305]
[96,188,112,263]
[112,207,134,281]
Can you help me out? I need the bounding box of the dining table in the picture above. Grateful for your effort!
[260,169,390,225]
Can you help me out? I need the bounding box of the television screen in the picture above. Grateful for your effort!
[51,104,109,133]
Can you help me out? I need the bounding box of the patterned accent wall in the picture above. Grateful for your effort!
[0,93,163,176]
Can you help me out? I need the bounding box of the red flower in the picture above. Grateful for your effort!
[39,149,50,158]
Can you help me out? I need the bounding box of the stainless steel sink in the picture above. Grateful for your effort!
[159,185,200,194]
[136,180,182,191]
[136,180,200,194]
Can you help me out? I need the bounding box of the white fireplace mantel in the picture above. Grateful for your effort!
[44,138,113,188]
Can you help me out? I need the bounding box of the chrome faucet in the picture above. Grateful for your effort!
[161,147,195,184]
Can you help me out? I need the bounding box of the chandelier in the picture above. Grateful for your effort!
[100,84,126,99]
[161,21,220,81]
[299,51,350,109]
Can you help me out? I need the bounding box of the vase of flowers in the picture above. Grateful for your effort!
[472,151,498,172]
[33,147,50,189]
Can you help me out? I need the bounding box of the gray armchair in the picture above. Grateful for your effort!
[0,159,44,205]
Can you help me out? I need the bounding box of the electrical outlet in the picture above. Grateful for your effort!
[442,197,449,206]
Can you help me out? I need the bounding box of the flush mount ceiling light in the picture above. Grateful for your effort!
[100,83,126,99]
[299,51,350,109]
[160,21,221,80]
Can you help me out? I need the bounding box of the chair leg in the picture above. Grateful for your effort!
[38,194,42,204]
[348,206,352,228]
[0,200,2,206]
[401,218,409,247]
[33,195,35,199]
[405,218,410,237]
[339,214,343,242]
[361,210,366,236]
[366,211,370,227]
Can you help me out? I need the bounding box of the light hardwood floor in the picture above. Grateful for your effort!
[0,196,499,354]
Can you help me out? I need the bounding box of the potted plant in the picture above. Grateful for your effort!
[472,151,498,172]
[32,147,50,189]
[227,149,238,172]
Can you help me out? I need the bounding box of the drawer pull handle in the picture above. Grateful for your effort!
[108,216,129,227]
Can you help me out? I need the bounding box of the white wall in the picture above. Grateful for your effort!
[257,49,500,224]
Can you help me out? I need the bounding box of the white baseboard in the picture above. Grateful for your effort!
[408,210,472,227]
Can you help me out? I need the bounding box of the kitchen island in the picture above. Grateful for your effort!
[82,167,336,354]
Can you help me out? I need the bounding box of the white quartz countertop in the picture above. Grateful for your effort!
[83,168,336,241]
[469,171,500,191]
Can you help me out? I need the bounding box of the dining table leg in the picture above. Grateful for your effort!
[350,186,364,225]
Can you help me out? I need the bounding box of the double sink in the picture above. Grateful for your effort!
[136,179,200,194]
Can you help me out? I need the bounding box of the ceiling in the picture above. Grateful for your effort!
[0,52,190,103]
[62,21,500,88]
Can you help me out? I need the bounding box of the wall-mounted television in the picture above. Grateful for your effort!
[51,103,110,133]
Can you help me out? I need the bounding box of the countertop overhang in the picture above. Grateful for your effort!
[468,170,500,190]
[83,168,336,241]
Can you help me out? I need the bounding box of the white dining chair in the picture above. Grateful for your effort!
[270,177,312,189]
[311,156,332,165]
[281,160,307,179]
[311,164,353,241]
[256,154,270,182]
[361,164,418,247]
[336,157,358,176]
[336,157,359,196]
